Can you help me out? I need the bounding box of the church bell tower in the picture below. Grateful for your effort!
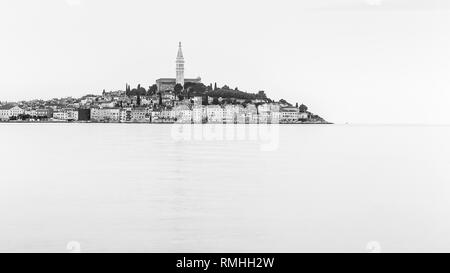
[176,42,185,86]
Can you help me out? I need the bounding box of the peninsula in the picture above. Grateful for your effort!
[0,43,329,124]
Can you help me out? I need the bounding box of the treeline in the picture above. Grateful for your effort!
[122,82,269,101]
[124,84,158,97]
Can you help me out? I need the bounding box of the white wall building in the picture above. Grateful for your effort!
[90,108,121,122]
[281,107,300,123]
[0,106,24,120]
[192,105,205,123]
[173,105,192,123]
[206,105,224,123]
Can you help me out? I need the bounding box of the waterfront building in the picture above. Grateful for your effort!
[258,112,270,124]
[130,108,150,123]
[236,105,246,124]
[270,111,281,124]
[25,110,38,117]
[53,111,68,120]
[245,104,258,124]
[90,108,121,122]
[0,106,24,120]
[280,107,300,123]
[150,111,161,123]
[206,105,224,123]
[224,105,242,124]
[36,108,53,118]
[192,105,206,124]
[53,110,78,121]
[159,109,176,122]
[173,105,192,123]
[77,109,91,121]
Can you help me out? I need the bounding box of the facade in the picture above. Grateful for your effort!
[270,111,281,123]
[281,107,300,123]
[25,110,37,117]
[36,108,54,118]
[53,110,78,121]
[245,104,258,124]
[78,109,91,121]
[0,106,24,120]
[224,105,243,124]
[173,105,192,123]
[130,108,150,123]
[206,105,224,123]
[192,105,206,124]
[53,111,68,120]
[156,77,202,92]
[90,108,121,122]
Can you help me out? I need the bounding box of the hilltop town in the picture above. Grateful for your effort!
[0,43,329,124]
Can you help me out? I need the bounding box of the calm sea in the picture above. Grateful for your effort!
[0,124,449,253]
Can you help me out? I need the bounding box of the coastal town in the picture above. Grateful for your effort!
[0,43,328,124]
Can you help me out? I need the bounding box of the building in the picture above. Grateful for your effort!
[25,109,38,117]
[78,109,91,121]
[281,107,300,123]
[270,111,281,124]
[0,106,24,120]
[206,105,224,123]
[224,105,242,124]
[53,111,68,120]
[155,42,201,92]
[53,110,78,121]
[257,103,281,124]
[90,108,121,122]
[192,105,206,123]
[173,105,192,123]
[36,108,54,118]
[176,42,185,86]
[245,104,258,124]
[156,77,202,92]
[130,108,150,123]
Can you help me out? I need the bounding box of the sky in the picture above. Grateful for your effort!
[0,0,449,124]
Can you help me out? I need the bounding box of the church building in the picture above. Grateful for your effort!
[156,42,202,92]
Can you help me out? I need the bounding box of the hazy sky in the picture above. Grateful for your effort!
[0,0,449,124]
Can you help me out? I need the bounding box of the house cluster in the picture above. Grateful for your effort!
[0,96,311,124]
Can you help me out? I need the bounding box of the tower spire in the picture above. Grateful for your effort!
[176,42,185,86]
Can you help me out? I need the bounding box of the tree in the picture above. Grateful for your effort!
[214,82,218,91]
[148,84,158,96]
[299,104,308,113]
[126,84,131,97]
[184,82,195,90]
[174,84,183,96]
[202,96,209,106]
[257,91,267,99]
[212,97,220,105]
[188,83,207,96]
[137,95,141,106]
